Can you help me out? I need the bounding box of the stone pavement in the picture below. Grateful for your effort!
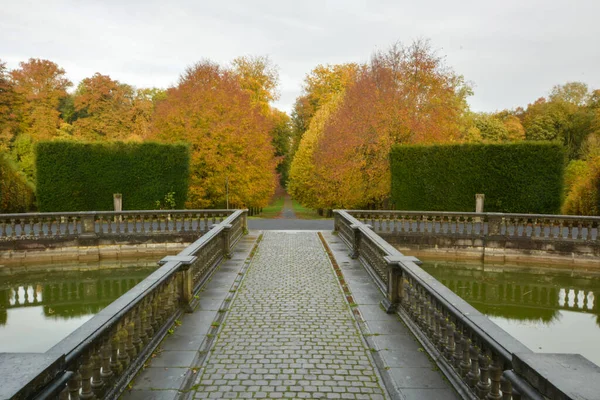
[123,230,458,400]
[247,219,334,231]
[190,231,387,399]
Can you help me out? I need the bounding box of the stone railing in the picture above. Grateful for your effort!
[348,210,600,260]
[0,209,234,241]
[1,210,247,400]
[335,210,599,400]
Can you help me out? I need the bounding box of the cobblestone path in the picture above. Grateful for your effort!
[192,231,387,399]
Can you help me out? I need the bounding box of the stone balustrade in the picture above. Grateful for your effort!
[0,209,247,400]
[0,210,234,241]
[347,210,600,262]
[334,210,600,400]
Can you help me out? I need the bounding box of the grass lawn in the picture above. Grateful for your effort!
[253,196,284,218]
[292,199,331,220]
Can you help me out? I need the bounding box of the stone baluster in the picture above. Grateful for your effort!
[147,296,157,338]
[500,376,512,400]
[453,325,463,369]
[432,306,442,346]
[67,368,82,400]
[476,348,491,399]
[0,219,6,237]
[468,341,481,389]
[438,311,448,355]
[117,322,130,370]
[427,298,436,339]
[140,215,146,233]
[58,385,69,400]
[486,354,503,400]
[152,293,162,331]
[10,218,16,238]
[577,221,584,240]
[125,317,136,360]
[19,218,25,237]
[133,307,143,353]
[445,320,455,361]
[460,333,471,378]
[79,350,95,399]
[124,215,131,234]
[417,289,427,329]
[110,328,121,375]
[148,215,154,233]
[97,339,112,396]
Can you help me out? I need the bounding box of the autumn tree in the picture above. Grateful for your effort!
[232,55,279,115]
[304,40,471,209]
[72,73,135,140]
[288,92,344,208]
[465,112,524,142]
[269,109,292,185]
[0,60,17,152]
[522,82,596,159]
[10,59,72,141]
[290,63,359,158]
[149,61,278,208]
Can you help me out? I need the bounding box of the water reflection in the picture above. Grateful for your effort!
[420,259,600,366]
[0,259,158,352]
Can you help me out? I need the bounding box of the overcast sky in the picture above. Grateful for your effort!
[2,0,599,114]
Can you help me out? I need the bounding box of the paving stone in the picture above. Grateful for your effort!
[121,389,179,400]
[149,350,198,367]
[130,366,189,390]
[387,367,451,389]
[190,232,387,399]
[400,388,461,400]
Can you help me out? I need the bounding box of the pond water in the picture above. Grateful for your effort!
[0,259,159,353]
[420,259,600,367]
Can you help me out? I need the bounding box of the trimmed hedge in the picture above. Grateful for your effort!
[390,142,565,213]
[36,141,190,212]
[0,153,35,213]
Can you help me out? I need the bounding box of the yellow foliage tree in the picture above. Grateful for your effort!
[288,92,344,208]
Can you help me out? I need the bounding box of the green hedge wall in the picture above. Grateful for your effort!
[36,141,190,212]
[0,153,35,213]
[390,142,565,213]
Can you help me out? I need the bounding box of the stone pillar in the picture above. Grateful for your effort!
[476,194,485,213]
[222,224,232,258]
[158,255,197,312]
[113,194,122,212]
[81,213,96,237]
[350,224,361,259]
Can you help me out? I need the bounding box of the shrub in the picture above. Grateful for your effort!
[390,142,565,213]
[36,141,189,211]
[0,153,35,213]
[562,157,600,215]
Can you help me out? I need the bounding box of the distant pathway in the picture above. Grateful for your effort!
[190,231,387,399]
[280,195,296,219]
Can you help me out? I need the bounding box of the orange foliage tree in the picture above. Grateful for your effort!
[310,40,471,209]
[149,61,278,208]
[72,73,161,141]
[10,58,72,141]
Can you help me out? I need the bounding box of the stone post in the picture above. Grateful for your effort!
[350,224,361,259]
[382,255,420,313]
[158,255,197,312]
[81,213,96,238]
[475,194,485,225]
[113,194,122,212]
[222,224,233,258]
[475,194,485,213]
[113,193,122,223]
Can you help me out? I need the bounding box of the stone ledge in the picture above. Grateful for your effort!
[513,353,600,400]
